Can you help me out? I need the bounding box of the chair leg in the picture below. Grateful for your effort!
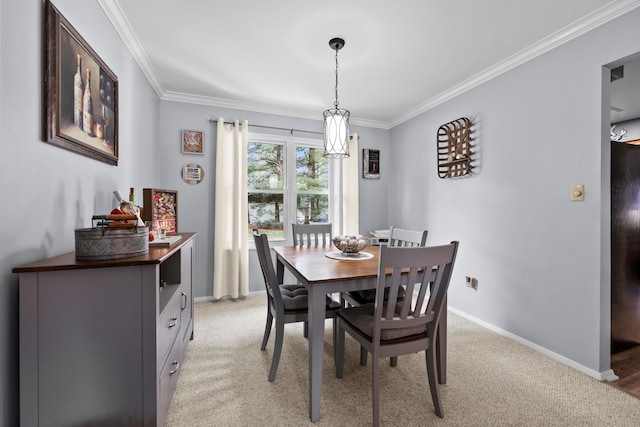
[261,310,273,351]
[335,318,345,378]
[426,346,444,417]
[303,320,309,338]
[390,356,398,367]
[268,319,285,382]
[360,345,368,366]
[372,357,380,427]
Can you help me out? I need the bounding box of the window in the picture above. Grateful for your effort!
[248,134,330,241]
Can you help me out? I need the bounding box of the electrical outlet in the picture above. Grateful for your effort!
[466,276,478,290]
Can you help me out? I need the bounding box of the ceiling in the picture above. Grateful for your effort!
[99,0,640,128]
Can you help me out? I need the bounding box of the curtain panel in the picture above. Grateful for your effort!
[213,118,249,299]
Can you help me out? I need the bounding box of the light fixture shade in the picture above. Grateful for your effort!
[323,108,350,158]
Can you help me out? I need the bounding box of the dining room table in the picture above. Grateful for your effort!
[272,244,447,422]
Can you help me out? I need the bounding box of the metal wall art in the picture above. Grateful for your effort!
[437,117,473,178]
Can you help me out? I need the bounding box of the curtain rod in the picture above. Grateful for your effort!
[209,119,323,135]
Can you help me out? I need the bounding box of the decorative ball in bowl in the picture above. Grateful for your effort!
[332,235,368,255]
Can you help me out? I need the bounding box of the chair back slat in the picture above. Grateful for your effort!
[292,223,332,247]
[252,229,285,314]
[374,242,459,339]
[388,226,428,247]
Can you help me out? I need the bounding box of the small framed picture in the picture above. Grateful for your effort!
[181,130,204,154]
[182,163,204,185]
[363,149,380,179]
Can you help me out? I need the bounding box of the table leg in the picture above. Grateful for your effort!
[308,284,326,422]
[276,256,284,284]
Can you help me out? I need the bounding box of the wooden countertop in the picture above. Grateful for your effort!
[12,232,196,273]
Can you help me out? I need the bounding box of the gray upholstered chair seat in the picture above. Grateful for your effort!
[280,284,309,310]
[280,284,340,312]
[338,303,426,341]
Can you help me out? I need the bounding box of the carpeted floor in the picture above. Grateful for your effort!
[165,295,640,426]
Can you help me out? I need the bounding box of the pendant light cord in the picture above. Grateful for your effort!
[334,48,340,109]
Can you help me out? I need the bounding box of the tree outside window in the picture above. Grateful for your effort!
[248,137,329,241]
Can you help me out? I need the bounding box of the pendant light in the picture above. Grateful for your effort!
[323,38,350,158]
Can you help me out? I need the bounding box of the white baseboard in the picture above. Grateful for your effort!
[447,306,619,382]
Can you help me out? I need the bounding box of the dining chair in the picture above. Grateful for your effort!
[334,242,459,426]
[252,229,341,382]
[343,227,428,307]
[292,223,332,247]
[292,222,334,337]
[342,226,428,366]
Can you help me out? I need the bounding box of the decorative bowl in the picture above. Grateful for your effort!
[332,235,368,255]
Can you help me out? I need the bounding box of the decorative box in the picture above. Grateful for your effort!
[142,188,178,233]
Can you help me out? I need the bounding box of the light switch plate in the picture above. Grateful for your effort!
[571,185,584,202]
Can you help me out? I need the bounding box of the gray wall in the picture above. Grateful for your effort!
[388,7,640,377]
[0,0,161,424]
[157,101,390,295]
[3,0,640,424]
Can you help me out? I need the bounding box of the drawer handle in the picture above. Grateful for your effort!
[169,360,180,375]
[181,292,187,310]
[168,317,178,328]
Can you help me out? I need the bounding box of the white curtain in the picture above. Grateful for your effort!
[342,133,359,235]
[213,118,249,299]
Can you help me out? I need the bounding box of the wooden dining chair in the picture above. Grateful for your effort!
[292,223,332,247]
[342,226,428,366]
[334,242,459,426]
[291,222,335,337]
[252,229,340,382]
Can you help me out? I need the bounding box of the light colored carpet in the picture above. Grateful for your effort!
[165,295,640,426]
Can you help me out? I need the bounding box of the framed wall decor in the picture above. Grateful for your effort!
[363,148,380,179]
[181,130,204,154]
[182,163,204,185]
[43,0,119,165]
[142,188,178,234]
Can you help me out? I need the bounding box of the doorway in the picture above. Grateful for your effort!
[609,56,640,399]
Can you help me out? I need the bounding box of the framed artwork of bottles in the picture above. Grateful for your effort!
[43,0,119,166]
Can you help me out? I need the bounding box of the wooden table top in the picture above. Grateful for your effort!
[273,245,380,283]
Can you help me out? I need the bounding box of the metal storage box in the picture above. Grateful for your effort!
[75,226,149,261]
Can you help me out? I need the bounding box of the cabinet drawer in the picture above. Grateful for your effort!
[158,336,185,427]
[158,290,181,366]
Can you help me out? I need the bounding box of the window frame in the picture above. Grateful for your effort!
[248,132,336,246]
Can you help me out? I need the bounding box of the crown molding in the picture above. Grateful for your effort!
[389,0,640,128]
[100,0,640,131]
[162,91,390,129]
[97,0,165,98]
